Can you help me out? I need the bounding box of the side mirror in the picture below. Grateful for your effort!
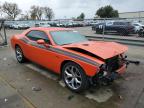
[37,39,45,44]
[37,39,50,48]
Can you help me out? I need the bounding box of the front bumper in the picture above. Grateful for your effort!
[105,64,127,81]
[116,64,127,74]
[91,64,127,85]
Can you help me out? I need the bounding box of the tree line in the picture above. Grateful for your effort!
[96,5,119,18]
[0,2,54,20]
[0,2,119,20]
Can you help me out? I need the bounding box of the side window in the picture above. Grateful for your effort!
[113,22,120,25]
[106,22,113,26]
[26,30,50,43]
[119,22,125,25]
[134,24,138,26]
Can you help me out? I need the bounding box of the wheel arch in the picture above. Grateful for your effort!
[15,44,20,48]
[60,60,85,76]
[14,44,27,59]
[60,59,99,77]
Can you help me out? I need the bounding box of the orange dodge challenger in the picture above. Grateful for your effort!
[11,27,128,92]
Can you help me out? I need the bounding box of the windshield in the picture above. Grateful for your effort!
[50,31,88,45]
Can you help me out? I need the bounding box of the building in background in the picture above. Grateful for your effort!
[119,11,144,23]
[119,11,144,18]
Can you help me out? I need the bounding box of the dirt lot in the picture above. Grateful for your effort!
[0,28,144,108]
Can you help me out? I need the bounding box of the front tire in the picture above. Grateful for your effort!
[62,62,89,92]
[138,29,144,37]
[15,46,26,63]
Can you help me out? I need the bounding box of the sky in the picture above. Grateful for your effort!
[0,0,144,19]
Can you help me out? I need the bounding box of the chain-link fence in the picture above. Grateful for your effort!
[89,18,144,46]
[92,17,144,36]
[3,17,144,46]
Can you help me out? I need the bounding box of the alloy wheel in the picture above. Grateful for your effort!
[64,65,82,90]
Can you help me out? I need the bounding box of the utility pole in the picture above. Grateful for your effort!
[102,18,105,41]
[138,11,141,22]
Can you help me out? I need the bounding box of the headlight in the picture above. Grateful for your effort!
[103,71,108,76]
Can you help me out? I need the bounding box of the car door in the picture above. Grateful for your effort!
[24,30,57,70]
[105,22,113,31]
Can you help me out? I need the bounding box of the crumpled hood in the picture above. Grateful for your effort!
[62,41,128,60]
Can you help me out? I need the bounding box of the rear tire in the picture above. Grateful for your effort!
[62,62,89,92]
[15,46,26,63]
[96,28,103,34]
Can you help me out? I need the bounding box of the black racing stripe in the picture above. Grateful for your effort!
[20,37,100,66]
[20,37,29,43]
[20,37,46,49]
[48,47,100,66]
[30,42,46,49]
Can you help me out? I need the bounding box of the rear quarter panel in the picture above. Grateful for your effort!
[11,35,28,58]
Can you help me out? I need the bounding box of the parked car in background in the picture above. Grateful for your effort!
[56,23,63,27]
[138,28,144,37]
[62,22,73,27]
[49,22,57,27]
[11,23,21,29]
[92,23,103,31]
[19,24,30,29]
[90,21,97,26]
[132,22,144,33]
[11,23,29,29]
[4,22,14,29]
[49,21,87,28]
[84,21,91,26]
[35,22,51,27]
[11,27,128,92]
[95,21,135,35]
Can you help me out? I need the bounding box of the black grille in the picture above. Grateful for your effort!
[106,56,119,72]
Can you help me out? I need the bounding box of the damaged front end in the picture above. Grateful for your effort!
[91,54,128,85]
